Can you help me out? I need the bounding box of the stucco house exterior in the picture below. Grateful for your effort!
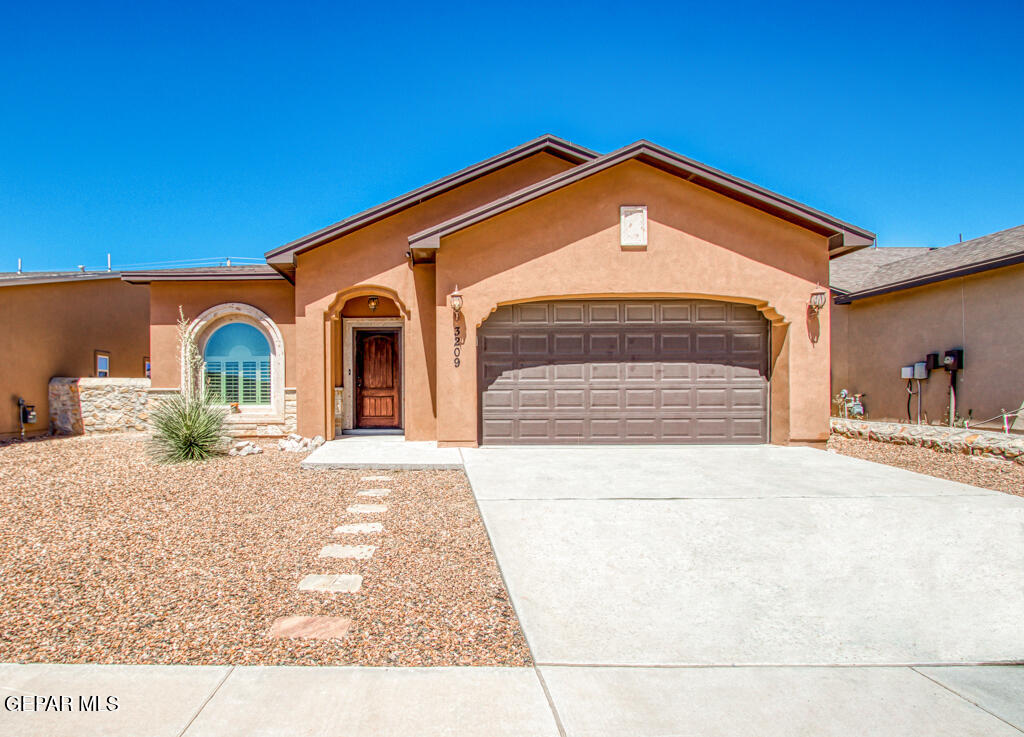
[0,271,150,438]
[831,225,1024,430]
[124,135,874,447]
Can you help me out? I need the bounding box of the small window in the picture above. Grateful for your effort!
[95,351,110,378]
[203,322,271,405]
[143,357,151,379]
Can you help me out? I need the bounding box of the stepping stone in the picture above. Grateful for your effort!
[269,615,352,640]
[357,488,390,497]
[319,544,375,559]
[334,522,383,535]
[347,504,387,514]
[361,475,391,481]
[298,574,362,593]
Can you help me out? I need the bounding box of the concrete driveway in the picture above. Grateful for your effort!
[462,444,1024,735]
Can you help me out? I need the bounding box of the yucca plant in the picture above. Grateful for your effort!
[148,306,227,463]
[149,391,228,463]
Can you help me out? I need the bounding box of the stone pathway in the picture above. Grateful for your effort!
[269,482,392,640]
[269,615,353,640]
[298,574,363,593]
[347,503,388,514]
[319,544,376,559]
[334,522,383,534]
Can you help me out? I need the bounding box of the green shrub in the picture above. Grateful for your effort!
[149,392,228,463]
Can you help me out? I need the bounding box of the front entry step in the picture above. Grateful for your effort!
[301,437,464,470]
[342,428,404,436]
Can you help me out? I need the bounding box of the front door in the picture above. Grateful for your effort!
[356,331,400,428]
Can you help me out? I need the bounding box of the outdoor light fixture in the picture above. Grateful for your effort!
[809,288,828,313]
[450,286,463,315]
[367,296,379,312]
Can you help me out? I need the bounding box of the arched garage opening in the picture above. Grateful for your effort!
[477,298,769,444]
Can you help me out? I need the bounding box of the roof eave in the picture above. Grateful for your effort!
[264,135,598,266]
[833,251,1024,303]
[121,270,285,285]
[408,141,875,253]
[0,273,123,288]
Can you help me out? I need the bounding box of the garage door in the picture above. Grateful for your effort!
[478,299,769,444]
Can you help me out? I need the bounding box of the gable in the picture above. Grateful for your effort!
[409,141,874,259]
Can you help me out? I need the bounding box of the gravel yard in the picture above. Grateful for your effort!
[828,434,1024,497]
[0,434,530,666]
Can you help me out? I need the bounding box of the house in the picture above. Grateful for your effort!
[123,135,874,446]
[0,271,150,438]
[831,225,1024,430]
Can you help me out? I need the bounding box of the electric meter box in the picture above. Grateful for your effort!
[900,366,914,379]
[913,362,928,379]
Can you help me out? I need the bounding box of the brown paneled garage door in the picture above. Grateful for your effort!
[478,299,769,444]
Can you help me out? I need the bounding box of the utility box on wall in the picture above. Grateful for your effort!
[913,362,928,379]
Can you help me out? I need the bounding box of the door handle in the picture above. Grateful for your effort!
[356,377,362,388]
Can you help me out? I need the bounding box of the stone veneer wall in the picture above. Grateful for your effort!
[49,378,151,435]
[147,387,298,438]
[831,417,1024,464]
[50,379,297,438]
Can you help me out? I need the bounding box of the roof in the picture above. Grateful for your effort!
[407,140,876,257]
[829,247,934,294]
[0,270,125,288]
[265,134,598,276]
[832,224,1024,303]
[121,264,283,284]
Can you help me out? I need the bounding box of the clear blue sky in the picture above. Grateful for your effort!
[2,0,1021,271]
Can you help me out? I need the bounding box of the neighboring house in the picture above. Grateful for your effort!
[0,271,150,438]
[124,135,874,447]
[831,224,1024,430]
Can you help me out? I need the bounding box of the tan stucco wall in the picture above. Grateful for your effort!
[148,279,296,389]
[0,278,150,438]
[292,151,579,440]
[433,160,832,446]
[831,263,1024,429]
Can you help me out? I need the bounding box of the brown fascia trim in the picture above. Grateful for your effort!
[264,135,598,272]
[121,270,285,285]
[408,141,876,253]
[833,251,1024,304]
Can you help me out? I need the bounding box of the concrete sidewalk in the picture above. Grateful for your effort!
[0,665,559,737]
[1,663,1021,736]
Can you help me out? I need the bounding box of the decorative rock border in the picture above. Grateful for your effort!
[831,418,1024,465]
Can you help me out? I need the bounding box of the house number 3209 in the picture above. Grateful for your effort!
[453,326,462,367]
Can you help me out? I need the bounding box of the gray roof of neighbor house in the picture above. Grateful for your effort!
[0,270,125,287]
[407,140,876,258]
[121,264,283,284]
[832,224,1024,303]
[829,247,934,294]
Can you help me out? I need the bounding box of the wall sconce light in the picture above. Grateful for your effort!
[808,288,828,314]
[367,296,379,312]
[450,286,463,315]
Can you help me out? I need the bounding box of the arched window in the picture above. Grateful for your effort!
[203,322,272,405]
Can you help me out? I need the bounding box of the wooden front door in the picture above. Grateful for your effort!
[356,331,400,428]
